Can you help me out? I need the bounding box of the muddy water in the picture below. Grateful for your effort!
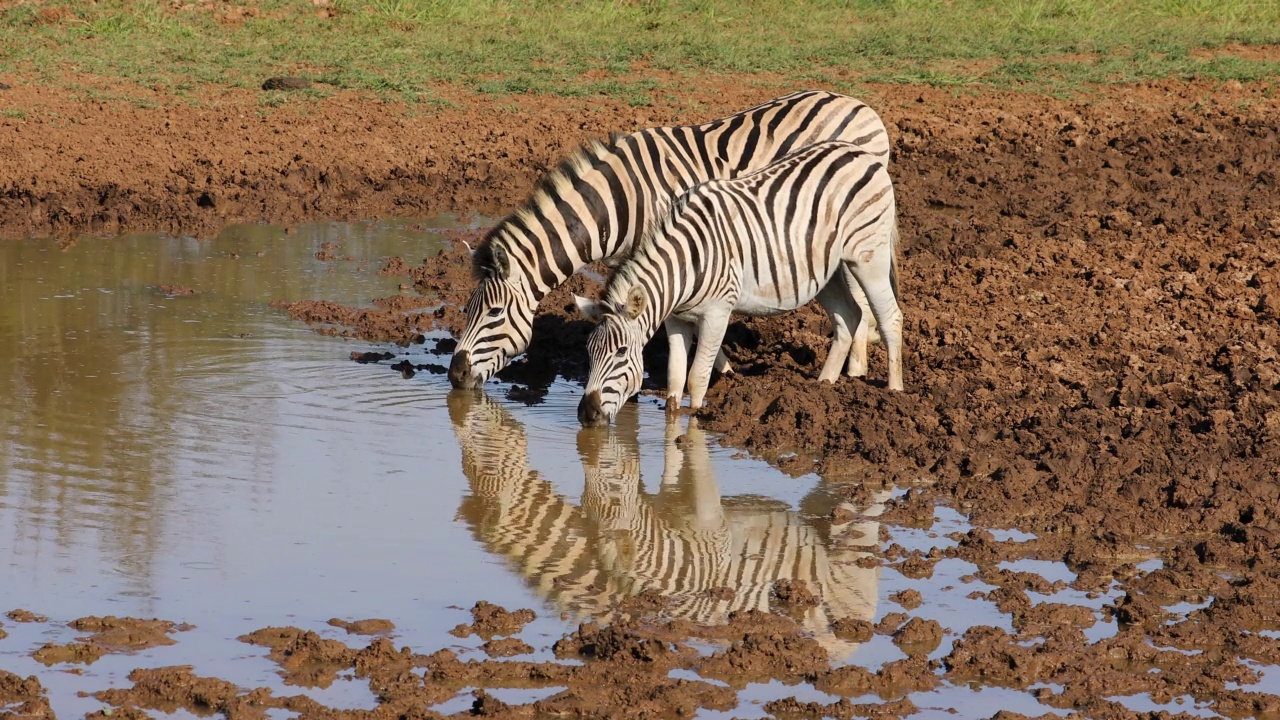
[1,219,1258,719]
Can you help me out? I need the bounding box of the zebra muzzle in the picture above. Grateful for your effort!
[578,390,608,427]
[448,350,474,389]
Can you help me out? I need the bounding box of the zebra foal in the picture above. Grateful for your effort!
[576,140,902,427]
[447,90,891,390]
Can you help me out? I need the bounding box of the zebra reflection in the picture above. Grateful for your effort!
[448,391,883,659]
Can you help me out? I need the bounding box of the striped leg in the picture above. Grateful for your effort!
[815,280,860,384]
[844,247,903,391]
[689,308,733,411]
[664,317,695,411]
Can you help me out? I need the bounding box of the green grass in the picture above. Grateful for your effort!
[1,0,1278,101]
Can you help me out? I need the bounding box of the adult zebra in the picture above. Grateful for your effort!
[448,391,884,660]
[448,90,890,390]
[576,140,901,426]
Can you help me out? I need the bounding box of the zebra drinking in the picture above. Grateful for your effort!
[576,140,902,427]
[448,90,890,390]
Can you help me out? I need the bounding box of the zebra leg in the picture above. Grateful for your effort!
[839,266,871,378]
[664,317,695,411]
[688,310,732,411]
[815,281,859,383]
[844,249,904,392]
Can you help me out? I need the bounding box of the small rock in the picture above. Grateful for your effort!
[262,76,311,91]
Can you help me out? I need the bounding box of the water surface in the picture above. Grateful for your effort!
[0,218,1194,719]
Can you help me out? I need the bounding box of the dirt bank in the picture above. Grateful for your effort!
[1,73,878,240]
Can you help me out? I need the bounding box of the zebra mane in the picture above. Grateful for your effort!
[472,135,623,281]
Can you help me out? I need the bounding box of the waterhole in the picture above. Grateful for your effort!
[0,219,1263,719]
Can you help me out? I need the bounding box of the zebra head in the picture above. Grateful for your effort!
[449,237,537,389]
[575,284,649,427]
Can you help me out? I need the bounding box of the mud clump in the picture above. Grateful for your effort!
[238,626,357,687]
[771,578,821,608]
[32,616,192,666]
[314,241,341,261]
[0,670,53,719]
[481,637,534,658]
[697,630,829,686]
[554,622,678,666]
[450,600,536,639]
[95,666,267,718]
[892,617,944,656]
[70,615,193,650]
[6,610,47,623]
[327,617,395,635]
[33,641,104,666]
[378,256,411,276]
[889,589,923,610]
[831,616,874,643]
[350,350,395,364]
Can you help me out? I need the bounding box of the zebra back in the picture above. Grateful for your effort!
[627,141,891,308]
[473,90,890,297]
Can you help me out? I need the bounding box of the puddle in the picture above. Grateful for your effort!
[0,218,1236,718]
[1106,692,1223,719]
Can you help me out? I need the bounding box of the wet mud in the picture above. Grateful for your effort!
[6,78,1280,717]
[30,617,193,667]
[21,600,922,720]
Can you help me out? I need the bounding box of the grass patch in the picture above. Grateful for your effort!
[0,0,1278,99]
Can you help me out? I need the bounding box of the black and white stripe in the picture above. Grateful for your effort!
[448,393,882,659]
[448,90,890,390]
[576,140,902,426]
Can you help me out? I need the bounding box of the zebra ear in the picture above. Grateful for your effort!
[573,294,604,323]
[488,240,511,279]
[624,285,647,320]
[471,237,511,281]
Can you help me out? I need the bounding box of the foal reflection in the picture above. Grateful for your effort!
[449,391,884,659]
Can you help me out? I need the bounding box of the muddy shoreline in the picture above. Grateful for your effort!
[6,77,1280,717]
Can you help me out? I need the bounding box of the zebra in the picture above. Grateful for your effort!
[575,140,902,427]
[448,90,891,390]
[448,390,884,660]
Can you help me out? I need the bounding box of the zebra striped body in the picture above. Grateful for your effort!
[576,141,902,426]
[448,392,882,660]
[448,90,890,390]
